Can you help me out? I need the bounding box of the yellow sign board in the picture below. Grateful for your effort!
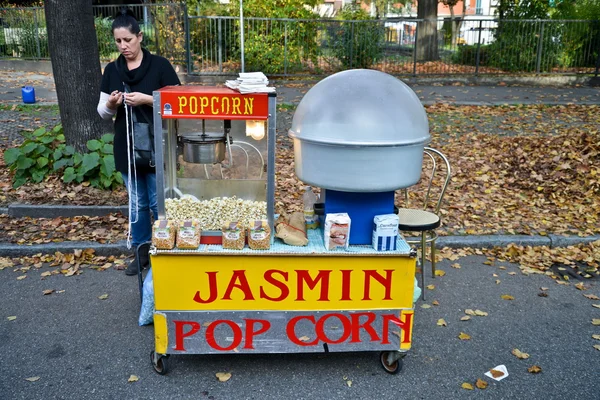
[152,254,415,311]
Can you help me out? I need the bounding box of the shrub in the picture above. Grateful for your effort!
[328,5,384,69]
[3,126,123,190]
[3,125,73,188]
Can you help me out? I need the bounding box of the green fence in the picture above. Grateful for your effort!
[1,4,599,77]
[0,3,186,64]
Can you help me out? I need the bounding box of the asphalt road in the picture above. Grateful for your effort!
[1,255,598,399]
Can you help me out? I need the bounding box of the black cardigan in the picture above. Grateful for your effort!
[100,49,180,174]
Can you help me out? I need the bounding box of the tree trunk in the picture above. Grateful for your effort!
[450,7,457,47]
[416,0,438,61]
[44,0,111,152]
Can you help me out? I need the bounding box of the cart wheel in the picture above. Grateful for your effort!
[380,351,403,375]
[151,351,168,375]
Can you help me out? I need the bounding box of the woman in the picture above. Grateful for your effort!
[97,9,180,275]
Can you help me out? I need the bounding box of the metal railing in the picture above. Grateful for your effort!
[188,17,600,76]
[0,3,186,63]
[1,4,599,77]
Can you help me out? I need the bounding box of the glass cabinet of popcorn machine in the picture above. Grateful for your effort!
[153,87,276,243]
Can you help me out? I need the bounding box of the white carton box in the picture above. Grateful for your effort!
[372,214,399,251]
[324,213,351,250]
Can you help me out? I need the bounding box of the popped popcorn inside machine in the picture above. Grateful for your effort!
[152,86,277,240]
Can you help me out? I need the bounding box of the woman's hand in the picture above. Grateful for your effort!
[123,92,153,107]
[107,90,124,109]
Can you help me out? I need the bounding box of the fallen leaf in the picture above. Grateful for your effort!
[298,336,310,342]
[528,365,542,374]
[592,334,600,340]
[346,380,352,387]
[592,304,600,309]
[592,319,600,326]
[127,375,139,382]
[501,294,515,300]
[40,271,51,277]
[540,287,548,291]
[7,316,16,321]
[437,318,447,327]
[432,300,440,306]
[458,332,471,340]
[496,279,501,284]
[512,348,530,359]
[584,294,600,300]
[421,304,431,309]
[17,275,27,280]
[98,294,109,300]
[25,376,40,382]
[465,309,476,316]
[461,382,474,390]
[426,285,435,290]
[56,290,65,294]
[575,282,587,291]
[476,378,488,389]
[216,372,231,382]
[489,369,505,378]
[451,263,461,269]
[42,289,54,295]
[594,345,600,351]
[460,316,471,321]
[538,292,549,297]
[435,270,446,277]
[474,309,488,316]
[508,272,517,276]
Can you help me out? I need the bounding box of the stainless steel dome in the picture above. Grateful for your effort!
[289,69,431,192]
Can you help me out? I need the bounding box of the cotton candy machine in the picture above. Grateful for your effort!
[289,69,430,244]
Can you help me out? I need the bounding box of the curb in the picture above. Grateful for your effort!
[0,241,130,257]
[6,204,128,218]
[1,235,598,257]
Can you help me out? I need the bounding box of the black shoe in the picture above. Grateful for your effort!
[125,257,139,276]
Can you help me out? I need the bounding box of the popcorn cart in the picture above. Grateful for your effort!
[149,70,427,375]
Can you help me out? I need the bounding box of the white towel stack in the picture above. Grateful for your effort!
[225,72,275,94]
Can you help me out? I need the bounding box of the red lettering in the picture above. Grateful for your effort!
[340,270,352,301]
[286,315,318,346]
[192,271,218,304]
[349,312,380,343]
[243,319,271,349]
[259,270,289,301]
[222,270,255,301]
[381,313,413,345]
[296,270,331,301]
[173,320,201,351]
[205,320,243,351]
[315,313,351,344]
[362,270,393,300]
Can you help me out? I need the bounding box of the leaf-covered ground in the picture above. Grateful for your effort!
[1,103,599,276]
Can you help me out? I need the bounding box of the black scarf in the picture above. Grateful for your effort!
[115,48,153,86]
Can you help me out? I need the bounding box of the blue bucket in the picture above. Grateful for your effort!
[22,86,36,104]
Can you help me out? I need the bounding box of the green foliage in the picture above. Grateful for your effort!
[3,125,72,188]
[63,133,123,190]
[95,17,115,59]
[328,4,385,69]
[451,44,491,66]
[190,0,321,74]
[552,1,600,68]
[3,127,122,190]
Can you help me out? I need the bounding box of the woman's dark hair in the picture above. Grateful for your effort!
[112,7,140,35]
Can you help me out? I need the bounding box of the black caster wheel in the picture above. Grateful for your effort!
[151,350,169,375]
[380,351,403,374]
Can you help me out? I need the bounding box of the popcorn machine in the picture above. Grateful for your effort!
[152,86,277,239]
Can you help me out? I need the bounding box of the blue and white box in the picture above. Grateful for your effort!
[372,214,399,251]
